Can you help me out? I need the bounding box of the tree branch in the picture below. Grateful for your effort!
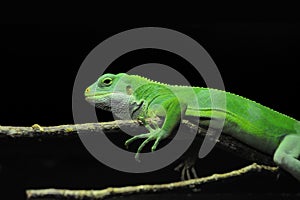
[0,119,275,165]
[26,163,278,200]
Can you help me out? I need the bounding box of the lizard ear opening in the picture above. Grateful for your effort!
[126,85,133,95]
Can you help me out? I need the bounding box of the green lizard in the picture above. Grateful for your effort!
[84,73,300,181]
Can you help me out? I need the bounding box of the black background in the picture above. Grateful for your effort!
[0,21,299,199]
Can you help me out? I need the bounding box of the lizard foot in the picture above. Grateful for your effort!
[174,160,198,180]
[174,137,200,180]
[125,129,166,161]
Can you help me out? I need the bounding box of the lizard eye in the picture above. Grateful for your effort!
[102,77,113,86]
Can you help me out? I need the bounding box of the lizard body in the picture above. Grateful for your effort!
[85,73,300,181]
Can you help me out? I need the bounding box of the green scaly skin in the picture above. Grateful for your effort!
[85,73,300,181]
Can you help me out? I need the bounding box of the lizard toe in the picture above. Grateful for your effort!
[124,133,151,148]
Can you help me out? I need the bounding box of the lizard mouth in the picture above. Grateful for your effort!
[85,92,113,101]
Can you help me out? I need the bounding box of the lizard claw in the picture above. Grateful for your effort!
[134,153,141,162]
[151,136,162,152]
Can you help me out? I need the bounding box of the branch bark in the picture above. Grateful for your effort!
[26,163,278,200]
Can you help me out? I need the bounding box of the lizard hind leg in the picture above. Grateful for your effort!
[174,137,202,180]
[174,158,198,180]
[273,134,300,181]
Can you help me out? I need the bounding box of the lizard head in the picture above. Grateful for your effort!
[84,73,148,111]
[85,73,126,109]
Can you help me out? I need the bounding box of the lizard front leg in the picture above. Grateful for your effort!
[273,134,300,181]
[125,98,186,161]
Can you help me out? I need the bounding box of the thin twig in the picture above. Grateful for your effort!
[26,163,278,200]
